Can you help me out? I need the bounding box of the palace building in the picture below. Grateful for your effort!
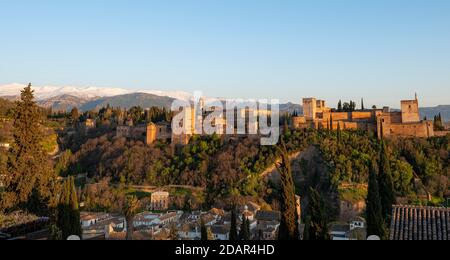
[292,95,434,139]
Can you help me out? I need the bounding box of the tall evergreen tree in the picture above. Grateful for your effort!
[329,114,333,130]
[229,207,238,241]
[123,195,139,240]
[365,160,386,239]
[201,219,208,240]
[306,188,329,240]
[378,142,395,221]
[337,100,343,112]
[70,107,79,123]
[337,123,342,143]
[434,113,444,130]
[361,98,365,110]
[276,141,299,240]
[239,215,250,240]
[4,84,56,214]
[57,176,81,239]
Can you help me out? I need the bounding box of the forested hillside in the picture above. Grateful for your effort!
[56,127,449,214]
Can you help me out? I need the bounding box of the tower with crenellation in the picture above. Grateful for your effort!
[400,94,420,123]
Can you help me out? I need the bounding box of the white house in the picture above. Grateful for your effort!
[211,225,230,241]
[178,223,201,240]
[133,212,161,228]
[350,217,366,231]
[330,224,351,240]
[80,212,110,228]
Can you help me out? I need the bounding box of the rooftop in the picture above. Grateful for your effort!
[390,205,449,240]
[255,211,281,222]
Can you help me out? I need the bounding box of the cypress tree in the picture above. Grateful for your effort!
[307,188,329,240]
[337,100,343,112]
[207,226,214,240]
[57,176,81,239]
[329,114,333,130]
[361,98,365,110]
[70,107,79,124]
[229,208,238,241]
[201,219,208,240]
[239,215,250,240]
[434,113,444,130]
[5,84,56,214]
[337,123,342,143]
[378,142,395,222]
[283,112,290,134]
[366,160,386,239]
[123,195,139,240]
[276,141,299,240]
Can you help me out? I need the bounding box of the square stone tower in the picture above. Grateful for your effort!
[146,123,158,145]
[401,96,420,123]
[303,98,317,120]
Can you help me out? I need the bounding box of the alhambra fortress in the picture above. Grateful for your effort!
[116,95,442,145]
[293,95,435,139]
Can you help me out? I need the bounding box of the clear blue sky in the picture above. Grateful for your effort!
[1,0,450,107]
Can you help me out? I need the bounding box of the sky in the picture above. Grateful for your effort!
[1,0,450,107]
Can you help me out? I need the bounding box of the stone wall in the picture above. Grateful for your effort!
[382,121,434,138]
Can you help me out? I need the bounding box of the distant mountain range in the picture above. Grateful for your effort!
[0,83,448,121]
[420,105,450,122]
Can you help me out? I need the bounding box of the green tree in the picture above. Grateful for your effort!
[337,100,343,112]
[434,113,444,131]
[306,188,329,240]
[123,195,139,240]
[229,207,238,241]
[378,142,395,221]
[337,123,342,143]
[276,142,299,240]
[239,215,251,240]
[365,160,386,239]
[201,219,208,240]
[70,107,79,123]
[4,84,57,214]
[361,98,365,110]
[169,224,179,240]
[57,176,82,239]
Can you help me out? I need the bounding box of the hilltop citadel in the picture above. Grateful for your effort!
[115,95,440,146]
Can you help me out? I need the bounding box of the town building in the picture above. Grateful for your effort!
[80,212,111,228]
[178,223,201,240]
[79,118,96,134]
[330,217,367,240]
[150,191,170,211]
[80,212,125,240]
[210,225,230,240]
[116,118,172,146]
[254,210,281,240]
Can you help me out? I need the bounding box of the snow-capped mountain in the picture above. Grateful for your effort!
[0,83,193,101]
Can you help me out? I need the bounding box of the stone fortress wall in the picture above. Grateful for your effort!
[293,95,435,139]
[116,95,440,146]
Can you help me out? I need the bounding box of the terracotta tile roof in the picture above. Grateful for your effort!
[390,205,449,240]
